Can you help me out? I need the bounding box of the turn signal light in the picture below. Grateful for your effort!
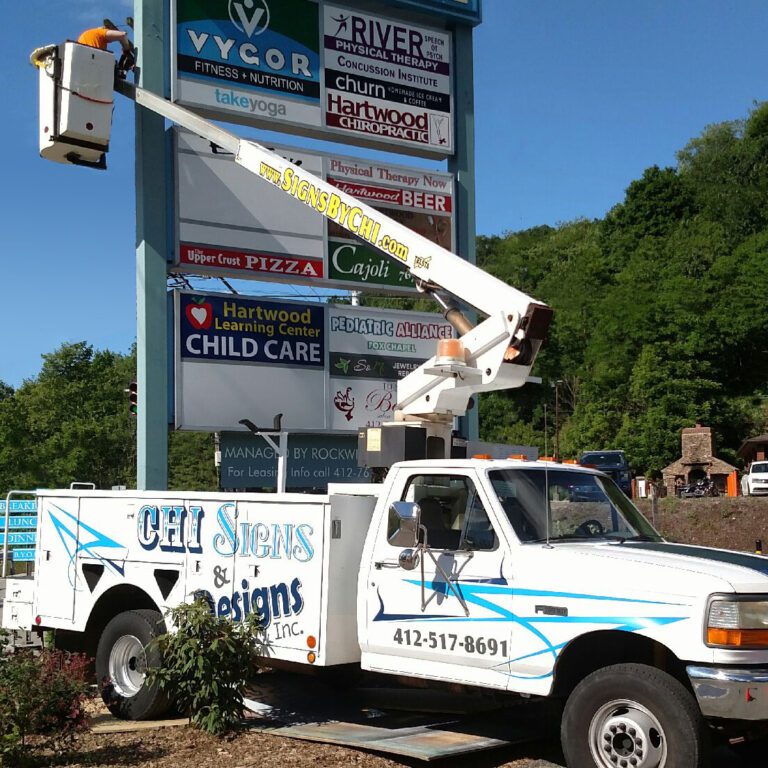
[306,635,317,649]
[707,628,768,648]
[307,651,317,664]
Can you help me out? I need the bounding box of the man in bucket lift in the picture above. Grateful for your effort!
[77,20,134,72]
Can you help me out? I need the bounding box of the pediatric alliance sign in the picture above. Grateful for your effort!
[174,291,452,432]
[172,0,453,156]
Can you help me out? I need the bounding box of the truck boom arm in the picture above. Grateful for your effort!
[116,82,551,421]
[35,42,551,424]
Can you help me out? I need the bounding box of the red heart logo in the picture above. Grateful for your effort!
[186,302,212,329]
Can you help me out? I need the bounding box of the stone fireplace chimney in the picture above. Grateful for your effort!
[681,424,713,463]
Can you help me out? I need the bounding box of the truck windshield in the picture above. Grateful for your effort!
[580,452,627,468]
[488,468,661,544]
[752,463,768,473]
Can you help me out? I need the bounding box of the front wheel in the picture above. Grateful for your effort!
[561,663,710,768]
[95,609,171,720]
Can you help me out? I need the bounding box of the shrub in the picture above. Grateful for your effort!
[0,630,93,766]
[146,599,263,736]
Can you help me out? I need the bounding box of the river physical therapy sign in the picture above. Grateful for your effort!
[174,128,454,292]
[171,0,454,157]
[174,290,452,432]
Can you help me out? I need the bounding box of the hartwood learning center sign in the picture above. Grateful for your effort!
[174,129,454,292]
[171,0,454,156]
[174,290,452,432]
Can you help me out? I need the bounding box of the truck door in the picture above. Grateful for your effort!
[35,495,80,621]
[364,472,513,690]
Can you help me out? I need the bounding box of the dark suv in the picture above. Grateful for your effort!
[578,450,632,497]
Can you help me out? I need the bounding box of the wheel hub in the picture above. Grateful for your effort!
[590,700,666,768]
[108,634,147,698]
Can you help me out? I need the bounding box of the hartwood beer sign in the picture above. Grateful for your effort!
[174,291,453,432]
[171,0,454,157]
[174,129,454,292]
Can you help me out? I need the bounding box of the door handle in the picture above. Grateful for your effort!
[374,561,400,570]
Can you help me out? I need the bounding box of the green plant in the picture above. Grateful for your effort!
[0,633,93,766]
[146,599,263,736]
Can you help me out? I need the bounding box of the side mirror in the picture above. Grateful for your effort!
[387,500,421,548]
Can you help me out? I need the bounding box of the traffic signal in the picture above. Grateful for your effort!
[126,381,138,416]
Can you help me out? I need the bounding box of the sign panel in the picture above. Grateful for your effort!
[174,291,452,432]
[174,129,454,293]
[174,0,322,127]
[322,3,452,153]
[0,500,37,513]
[175,291,327,431]
[328,305,452,429]
[219,433,370,488]
[0,532,36,546]
[172,0,454,157]
[5,516,37,530]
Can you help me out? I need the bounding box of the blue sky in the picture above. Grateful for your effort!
[1,0,766,388]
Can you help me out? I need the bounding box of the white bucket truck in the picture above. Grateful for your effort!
[5,40,768,768]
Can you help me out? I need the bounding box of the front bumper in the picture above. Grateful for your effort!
[687,665,768,720]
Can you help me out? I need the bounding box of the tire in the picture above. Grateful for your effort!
[95,609,171,720]
[561,663,710,768]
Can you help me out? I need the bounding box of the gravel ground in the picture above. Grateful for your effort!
[26,727,565,768]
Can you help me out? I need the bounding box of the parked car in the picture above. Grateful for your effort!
[578,450,632,496]
[742,461,768,496]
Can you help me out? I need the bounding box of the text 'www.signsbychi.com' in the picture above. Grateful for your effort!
[256,160,417,265]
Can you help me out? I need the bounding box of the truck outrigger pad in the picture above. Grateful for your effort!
[242,672,548,761]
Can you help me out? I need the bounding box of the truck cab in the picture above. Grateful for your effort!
[360,459,768,764]
[579,450,632,496]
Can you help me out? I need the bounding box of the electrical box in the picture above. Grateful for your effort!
[358,425,427,469]
[37,42,114,169]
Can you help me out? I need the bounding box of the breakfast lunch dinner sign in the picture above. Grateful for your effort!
[171,0,454,156]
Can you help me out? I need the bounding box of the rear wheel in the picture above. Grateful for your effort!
[561,663,710,767]
[95,609,171,720]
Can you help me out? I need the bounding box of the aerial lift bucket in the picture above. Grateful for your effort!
[30,42,115,169]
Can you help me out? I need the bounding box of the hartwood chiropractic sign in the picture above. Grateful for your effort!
[174,291,452,431]
[174,129,454,292]
[171,0,454,156]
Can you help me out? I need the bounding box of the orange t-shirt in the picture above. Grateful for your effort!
[77,27,109,50]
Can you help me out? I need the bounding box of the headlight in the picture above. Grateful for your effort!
[706,597,768,648]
